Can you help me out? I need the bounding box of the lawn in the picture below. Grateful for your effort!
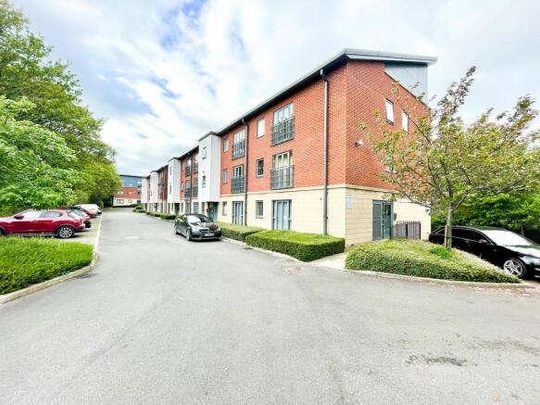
[0,237,94,294]
[345,239,518,283]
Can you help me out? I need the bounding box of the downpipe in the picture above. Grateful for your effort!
[320,69,329,235]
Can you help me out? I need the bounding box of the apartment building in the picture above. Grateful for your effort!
[142,49,436,245]
[113,175,143,206]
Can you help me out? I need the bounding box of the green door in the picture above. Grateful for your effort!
[373,201,392,240]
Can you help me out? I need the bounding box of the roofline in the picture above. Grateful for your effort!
[214,48,436,135]
[198,131,218,142]
[119,174,145,178]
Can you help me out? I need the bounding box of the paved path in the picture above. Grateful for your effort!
[1,210,539,403]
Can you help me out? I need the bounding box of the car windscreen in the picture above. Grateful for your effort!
[482,230,534,246]
[68,210,84,218]
[187,214,210,224]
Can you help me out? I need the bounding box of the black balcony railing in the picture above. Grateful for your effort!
[271,166,294,189]
[231,175,245,194]
[232,140,246,159]
[185,166,191,176]
[184,187,191,198]
[192,183,198,198]
[272,116,294,145]
[193,162,198,174]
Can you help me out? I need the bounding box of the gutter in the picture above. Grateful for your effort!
[242,118,249,225]
[320,69,329,235]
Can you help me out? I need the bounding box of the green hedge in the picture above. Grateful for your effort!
[0,238,94,294]
[245,230,345,262]
[159,213,177,220]
[217,222,263,241]
[345,240,519,283]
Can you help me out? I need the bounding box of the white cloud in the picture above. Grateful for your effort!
[13,0,540,175]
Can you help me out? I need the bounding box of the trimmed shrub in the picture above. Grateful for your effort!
[159,213,177,220]
[245,230,345,262]
[217,222,263,241]
[345,239,519,283]
[0,238,94,294]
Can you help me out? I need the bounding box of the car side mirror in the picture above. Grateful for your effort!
[479,239,489,245]
[14,214,24,220]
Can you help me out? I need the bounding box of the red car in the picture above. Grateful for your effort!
[0,209,86,239]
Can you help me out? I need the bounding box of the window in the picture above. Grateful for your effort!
[257,118,265,137]
[272,104,294,145]
[232,201,244,225]
[202,175,206,188]
[255,200,263,218]
[402,111,409,132]
[231,165,245,194]
[222,168,228,183]
[21,211,42,219]
[271,151,293,189]
[223,137,229,152]
[233,164,244,177]
[385,99,394,124]
[169,184,172,194]
[192,202,199,214]
[222,201,227,216]
[272,200,291,230]
[232,129,246,159]
[41,211,62,218]
[256,158,264,177]
[202,146,207,159]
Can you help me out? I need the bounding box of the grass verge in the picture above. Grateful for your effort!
[246,230,345,262]
[345,239,518,283]
[0,238,94,294]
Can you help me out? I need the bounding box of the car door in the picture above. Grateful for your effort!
[450,228,469,251]
[35,211,62,233]
[178,215,187,235]
[14,211,42,233]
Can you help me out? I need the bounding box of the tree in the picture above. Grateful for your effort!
[370,67,540,248]
[0,0,120,211]
[0,97,81,214]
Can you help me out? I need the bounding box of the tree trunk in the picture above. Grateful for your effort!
[444,204,453,249]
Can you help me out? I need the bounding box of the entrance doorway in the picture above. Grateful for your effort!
[232,201,244,225]
[372,201,392,240]
[272,200,291,230]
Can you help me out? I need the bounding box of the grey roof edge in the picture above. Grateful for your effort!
[119,174,145,178]
[214,48,437,135]
[198,131,218,142]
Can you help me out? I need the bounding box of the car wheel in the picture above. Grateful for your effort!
[186,229,192,241]
[503,258,529,279]
[0,228,5,236]
[56,225,74,239]
[174,225,180,235]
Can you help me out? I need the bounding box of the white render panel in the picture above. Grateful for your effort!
[149,171,159,203]
[198,134,221,202]
[167,158,181,203]
[140,178,149,204]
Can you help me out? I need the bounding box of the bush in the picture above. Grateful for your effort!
[159,213,177,220]
[345,239,518,283]
[217,222,263,241]
[245,230,345,262]
[0,238,94,294]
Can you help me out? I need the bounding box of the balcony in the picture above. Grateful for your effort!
[184,187,191,199]
[192,183,198,198]
[232,140,246,159]
[271,116,294,145]
[193,162,198,174]
[185,166,191,176]
[231,175,245,194]
[271,165,294,189]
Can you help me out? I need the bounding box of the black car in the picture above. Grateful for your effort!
[174,214,222,241]
[429,226,540,279]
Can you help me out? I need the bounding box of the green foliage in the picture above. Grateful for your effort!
[0,1,120,213]
[370,66,540,248]
[159,213,177,220]
[217,222,263,241]
[345,240,518,283]
[245,230,345,262]
[0,237,93,294]
[0,97,80,214]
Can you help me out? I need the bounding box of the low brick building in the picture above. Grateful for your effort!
[142,49,436,245]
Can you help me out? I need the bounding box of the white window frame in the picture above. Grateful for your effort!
[223,137,229,152]
[273,103,293,124]
[402,111,409,132]
[202,175,206,188]
[385,99,394,124]
[222,168,228,183]
[256,158,264,177]
[222,201,227,216]
[257,118,265,137]
[255,200,263,218]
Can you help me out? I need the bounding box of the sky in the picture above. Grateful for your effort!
[13,0,540,176]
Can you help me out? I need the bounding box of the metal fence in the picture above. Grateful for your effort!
[392,221,421,240]
[271,117,295,145]
[271,165,294,189]
[231,175,245,194]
